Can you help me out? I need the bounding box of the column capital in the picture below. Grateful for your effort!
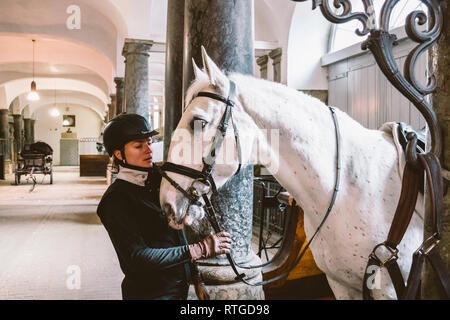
[256,55,269,67]
[269,47,282,63]
[114,77,124,88]
[122,39,154,57]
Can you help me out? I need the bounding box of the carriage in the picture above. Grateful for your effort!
[15,141,53,186]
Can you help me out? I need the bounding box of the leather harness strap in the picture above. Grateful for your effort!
[363,152,450,300]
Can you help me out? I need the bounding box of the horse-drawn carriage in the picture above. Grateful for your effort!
[15,141,53,187]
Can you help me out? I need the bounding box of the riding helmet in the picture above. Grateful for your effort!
[103,113,158,157]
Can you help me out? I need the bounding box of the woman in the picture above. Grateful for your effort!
[97,113,231,300]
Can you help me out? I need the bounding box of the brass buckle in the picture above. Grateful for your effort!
[369,242,399,267]
[416,233,440,256]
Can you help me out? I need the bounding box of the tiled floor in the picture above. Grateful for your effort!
[0,166,278,300]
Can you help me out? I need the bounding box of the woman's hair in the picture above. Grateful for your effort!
[113,155,122,167]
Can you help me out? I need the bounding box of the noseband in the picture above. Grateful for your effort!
[157,79,342,287]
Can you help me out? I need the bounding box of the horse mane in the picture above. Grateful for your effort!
[184,71,327,114]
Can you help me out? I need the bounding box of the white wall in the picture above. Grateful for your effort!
[287,2,331,90]
[34,104,103,165]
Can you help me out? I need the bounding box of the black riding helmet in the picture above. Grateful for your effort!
[103,113,158,163]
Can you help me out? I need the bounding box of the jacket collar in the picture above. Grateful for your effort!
[117,165,150,187]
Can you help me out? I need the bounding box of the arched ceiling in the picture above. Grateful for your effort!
[3,78,108,116]
[0,0,121,67]
[0,0,129,118]
[0,0,333,118]
[31,101,104,121]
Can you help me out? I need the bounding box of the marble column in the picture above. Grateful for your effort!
[109,94,116,121]
[269,48,282,83]
[184,0,262,300]
[23,118,32,146]
[30,119,35,144]
[122,39,153,120]
[164,0,185,161]
[256,55,269,80]
[422,0,450,299]
[114,77,125,116]
[0,109,10,159]
[13,114,23,153]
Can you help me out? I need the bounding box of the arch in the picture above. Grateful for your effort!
[0,0,126,71]
[0,34,114,92]
[32,102,104,122]
[3,78,108,112]
[254,0,279,42]
[27,90,106,120]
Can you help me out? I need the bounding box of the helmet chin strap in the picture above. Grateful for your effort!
[118,150,153,173]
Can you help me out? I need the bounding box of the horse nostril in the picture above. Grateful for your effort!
[163,203,174,218]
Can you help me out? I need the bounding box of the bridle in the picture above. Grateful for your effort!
[157,79,342,286]
[156,80,242,212]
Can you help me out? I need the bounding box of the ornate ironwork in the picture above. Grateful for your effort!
[293,0,444,159]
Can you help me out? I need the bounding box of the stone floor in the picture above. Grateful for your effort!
[0,166,122,300]
[0,166,277,300]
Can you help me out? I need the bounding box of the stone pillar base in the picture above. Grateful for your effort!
[4,159,13,175]
[187,253,265,300]
[187,276,265,300]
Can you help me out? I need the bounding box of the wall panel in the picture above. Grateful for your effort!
[327,39,426,131]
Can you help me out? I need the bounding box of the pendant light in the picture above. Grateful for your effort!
[50,87,60,117]
[27,39,40,101]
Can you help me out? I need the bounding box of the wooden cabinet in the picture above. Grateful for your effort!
[79,155,110,177]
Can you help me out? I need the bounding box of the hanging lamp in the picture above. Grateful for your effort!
[27,39,40,101]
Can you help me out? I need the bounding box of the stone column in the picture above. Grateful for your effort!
[269,48,282,83]
[256,55,269,80]
[114,77,125,116]
[105,104,111,122]
[23,118,32,146]
[122,39,153,120]
[30,119,35,143]
[0,110,10,176]
[109,94,116,121]
[0,109,9,158]
[13,114,23,153]
[422,1,450,299]
[184,0,262,300]
[164,0,185,161]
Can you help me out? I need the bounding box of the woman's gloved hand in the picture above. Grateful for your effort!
[188,232,232,261]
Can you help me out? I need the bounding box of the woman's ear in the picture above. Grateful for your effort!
[113,150,123,161]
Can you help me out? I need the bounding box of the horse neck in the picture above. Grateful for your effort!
[234,75,339,217]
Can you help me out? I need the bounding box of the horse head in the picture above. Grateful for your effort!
[160,47,257,230]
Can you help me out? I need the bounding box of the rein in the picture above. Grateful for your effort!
[157,79,342,287]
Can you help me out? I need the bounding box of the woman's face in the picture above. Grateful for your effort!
[115,137,153,168]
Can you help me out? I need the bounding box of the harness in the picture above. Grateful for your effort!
[157,79,342,286]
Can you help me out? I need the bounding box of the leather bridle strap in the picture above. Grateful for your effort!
[200,106,341,286]
[157,163,204,206]
[196,81,241,176]
[157,80,240,212]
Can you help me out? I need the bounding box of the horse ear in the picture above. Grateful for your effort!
[192,58,206,80]
[201,46,227,89]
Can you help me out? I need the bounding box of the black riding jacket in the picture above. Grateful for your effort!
[97,165,192,300]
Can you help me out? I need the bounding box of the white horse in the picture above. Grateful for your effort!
[160,47,424,300]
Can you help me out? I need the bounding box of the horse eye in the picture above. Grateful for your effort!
[190,118,208,130]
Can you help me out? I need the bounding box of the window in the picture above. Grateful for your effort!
[149,95,163,130]
[330,0,427,53]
